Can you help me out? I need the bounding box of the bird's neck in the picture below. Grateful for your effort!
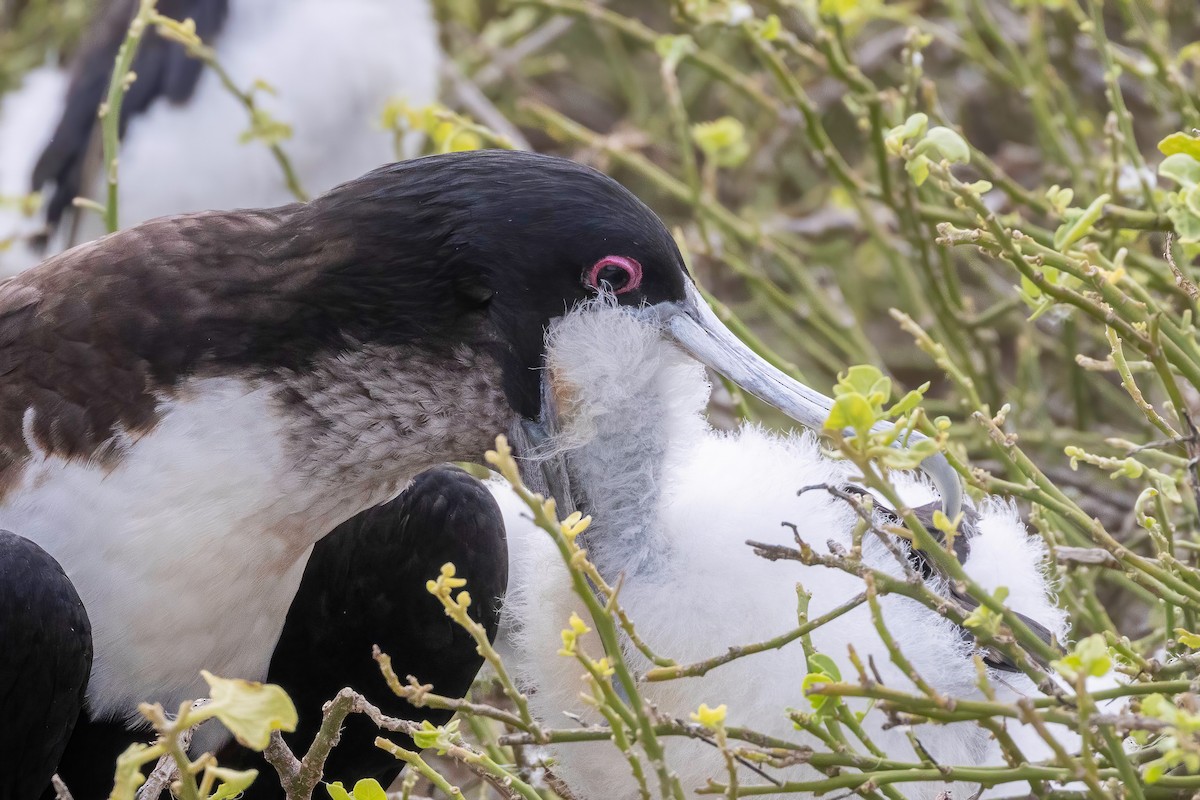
[569,396,674,579]
[271,340,512,504]
[556,352,711,580]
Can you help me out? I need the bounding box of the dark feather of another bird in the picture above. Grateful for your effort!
[31,0,230,229]
[0,531,92,800]
[222,466,508,798]
[848,487,1061,672]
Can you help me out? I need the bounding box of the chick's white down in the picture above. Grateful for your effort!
[494,303,1071,800]
[0,0,440,275]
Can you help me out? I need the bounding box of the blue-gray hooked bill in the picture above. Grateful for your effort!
[637,281,964,518]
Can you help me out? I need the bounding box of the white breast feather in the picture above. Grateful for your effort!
[0,378,339,727]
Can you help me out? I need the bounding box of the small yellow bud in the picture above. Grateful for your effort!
[558,612,592,656]
[439,563,466,589]
[485,435,521,485]
[426,562,467,600]
[690,703,728,729]
[560,511,592,540]
[487,434,512,461]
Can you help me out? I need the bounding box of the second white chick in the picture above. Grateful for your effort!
[0,0,440,275]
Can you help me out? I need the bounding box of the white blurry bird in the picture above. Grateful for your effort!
[0,0,440,276]
[495,302,1076,800]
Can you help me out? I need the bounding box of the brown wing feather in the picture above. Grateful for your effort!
[0,205,312,476]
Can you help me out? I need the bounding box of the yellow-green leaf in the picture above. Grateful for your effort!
[1180,42,1200,65]
[410,718,460,755]
[1046,184,1074,213]
[1166,200,1200,243]
[757,13,781,40]
[820,0,858,16]
[351,779,388,800]
[1175,628,1200,649]
[1052,633,1112,680]
[1159,131,1200,160]
[1185,184,1200,219]
[963,587,1008,635]
[885,113,928,153]
[412,720,441,750]
[206,767,258,800]
[1159,153,1200,187]
[906,154,931,186]
[801,673,837,718]
[826,393,876,436]
[691,117,750,168]
[655,34,696,70]
[914,126,971,165]
[197,671,298,751]
[689,703,728,728]
[110,743,153,800]
[807,653,842,681]
[835,365,890,402]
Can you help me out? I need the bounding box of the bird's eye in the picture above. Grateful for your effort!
[585,255,643,295]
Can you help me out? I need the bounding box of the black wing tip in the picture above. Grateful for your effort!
[31,0,232,230]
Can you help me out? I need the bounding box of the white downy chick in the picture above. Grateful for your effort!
[495,302,1074,800]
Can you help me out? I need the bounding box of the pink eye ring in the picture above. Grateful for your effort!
[586,255,643,295]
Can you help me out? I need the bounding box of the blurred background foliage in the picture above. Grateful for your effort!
[0,0,88,93]
[6,0,1200,795]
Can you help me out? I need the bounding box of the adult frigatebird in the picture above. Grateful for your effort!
[0,150,958,796]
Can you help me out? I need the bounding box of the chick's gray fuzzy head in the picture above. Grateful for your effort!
[542,299,710,451]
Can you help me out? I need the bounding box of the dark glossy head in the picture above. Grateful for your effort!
[298,150,689,417]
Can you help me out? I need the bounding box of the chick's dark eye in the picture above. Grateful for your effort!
[586,255,643,295]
